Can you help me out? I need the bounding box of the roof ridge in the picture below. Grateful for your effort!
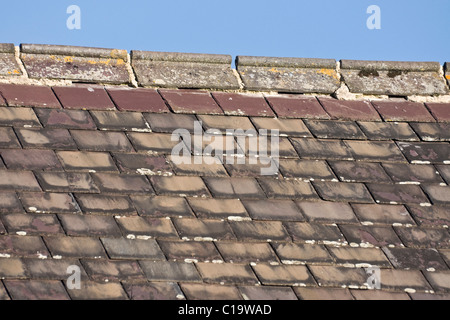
[0,43,449,102]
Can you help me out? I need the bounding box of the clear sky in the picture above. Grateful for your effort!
[2,0,449,64]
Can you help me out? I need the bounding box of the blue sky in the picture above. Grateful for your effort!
[2,0,449,64]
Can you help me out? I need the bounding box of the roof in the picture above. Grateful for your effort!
[0,43,449,300]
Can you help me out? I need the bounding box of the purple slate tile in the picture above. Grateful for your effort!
[397,141,450,164]
[35,108,97,129]
[106,87,169,113]
[318,97,381,121]
[266,95,330,119]
[159,89,223,114]
[426,103,450,122]
[0,84,61,108]
[372,100,436,122]
[1,149,62,171]
[212,92,275,117]
[53,85,116,111]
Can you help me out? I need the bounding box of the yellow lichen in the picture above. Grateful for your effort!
[64,56,74,63]
[318,68,339,79]
[446,75,450,80]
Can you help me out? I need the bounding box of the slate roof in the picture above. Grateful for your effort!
[0,43,449,300]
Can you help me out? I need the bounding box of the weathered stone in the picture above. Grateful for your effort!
[445,62,450,87]
[20,44,129,84]
[236,56,340,93]
[0,43,22,76]
[131,51,239,89]
[340,60,448,96]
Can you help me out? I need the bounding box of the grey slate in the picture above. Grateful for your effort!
[131,51,239,90]
[340,60,448,96]
[20,44,129,84]
[236,56,340,94]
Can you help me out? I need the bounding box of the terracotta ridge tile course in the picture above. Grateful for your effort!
[0,45,449,300]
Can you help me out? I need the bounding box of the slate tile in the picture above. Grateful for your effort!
[230,221,291,242]
[212,92,275,117]
[345,140,406,162]
[20,192,80,214]
[406,205,450,228]
[305,120,366,139]
[2,214,63,235]
[0,192,24,213]
[424,271,450,293]
[1,149,62,170]
[327,246,391,267]
[410,123,450,142]
[358,121,419,141]
[124,282,185,300]
[71,130,134,152]
[187,198,249,220]
[215,242,278,264]
[81,260,146,282]
[0,127,21,148]
[116,216,178,239]
[242,199,305,222]
[139,261,201,282]
[144,113,198,133]
[67,282,128,300]
[23,258,86,280]
[397,141,449,164]
[350,290,410,301]
[257,178,318,200]
[308,266,368,288]
[250,117,312,137]
[266,95,329,119]
[131,195,195,218]
[90,110,150,132]
[382,163,444,184]
[203,177,265,199]
[57,151,118,172]
[394,226,450,248]
[184,133,242,157]
[150,176,210,197]
[113,153,172,176]
[169,155,228,177]
[197,115,256,133]
[252,264,315,286]
[0,235,49,258]
[222,157,280,178]
[235,136,297,159]
[294,287,354,300]
[34,171,99,193]
[283,222,346,244]
[15,128,76,150]
[0,84,60,108]
[330,161,391,183]
[425,103,450,122]
[279,159,336,180]
[0,220,6,235]
[196,262,259,285]
[0,171,41,191]
[240,286,298,300]
[91,173,153,194]
[340,225,403,248]
[4,280,70,300]
[409,292,450,300]
[172,218,235,241]
[0,258,28,278]
[160,89,223,114]
[0,107,41,128]
[35,108,96,129]
[312,181,374,203]
[100,237,165,260]
[272,243,333,265]
[44,236,106,259]
[291,138,354,160]
[180,283,242,300]
[422,185,450,206]
[127,132,180,155]
[295,201,358,223]
[351,203,415,226]
[383,247,448,270]
[318,97,381,121]
[367,183,430,205]
[75,194,135,215]
[59,214,122,237]
[157,240,222,262]
[436,164,450,185]
[106,87,169,113]
[53,86,116,110]
[372,100,435,122]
